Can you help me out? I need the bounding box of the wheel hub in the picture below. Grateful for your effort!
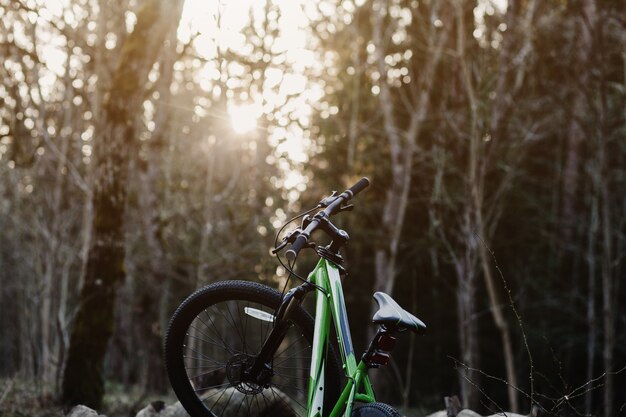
[226,354,270,395]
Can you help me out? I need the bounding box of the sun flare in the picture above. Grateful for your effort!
[229,103,261,135]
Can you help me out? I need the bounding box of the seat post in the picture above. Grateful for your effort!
[361,327,397,368]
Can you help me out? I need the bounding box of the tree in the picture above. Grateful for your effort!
[449,0,536,410]
[62,0,185,407]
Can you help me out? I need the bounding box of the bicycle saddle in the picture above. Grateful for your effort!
[372,292,427,333]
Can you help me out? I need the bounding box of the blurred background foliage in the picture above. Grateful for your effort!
[0,0,624,416]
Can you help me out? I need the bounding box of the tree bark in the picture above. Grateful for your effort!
[135,25,179,393]
[584,192,598,415]
[600,133,614,417]
[561,0,596,246]
[62,0,184,407]
[476,231,518,412]
[456,249,479,410]
[598,50,615,417]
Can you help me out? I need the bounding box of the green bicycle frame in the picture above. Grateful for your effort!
[305,257,376,417]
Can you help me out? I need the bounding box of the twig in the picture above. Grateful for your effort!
[450,354,626,417]
[450,357,509,416]
[0,378,15,406]
[477,235,536,408]
[449,356,534,404]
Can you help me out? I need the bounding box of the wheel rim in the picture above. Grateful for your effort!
[181,297,312,416]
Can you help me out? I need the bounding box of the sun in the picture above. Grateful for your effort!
[229,103,260,135]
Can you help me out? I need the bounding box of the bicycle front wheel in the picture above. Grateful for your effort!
[164,280,341,417]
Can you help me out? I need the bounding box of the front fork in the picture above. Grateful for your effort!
[247,283,315,384]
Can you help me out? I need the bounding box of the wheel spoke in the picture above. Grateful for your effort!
[187,366,226,381]
[198,310,238,356]
[273,383,308,394]
[194,381,231,393]
[183,345,226,366]
[222,301,247,352]
[271,385,308,412]
[235,300,249,353]
[272,370,309,382]
[232,394,245,417]
[209,385,230,412]
[219,388,237,414]
[188,322,236,355]
[273,345,313,367]
[275,333,307,356]
[185,331,234,356]
[273,363,311,370]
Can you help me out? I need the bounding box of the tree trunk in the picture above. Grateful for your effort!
[476,233,518,412]
[368,0,450,396]
[62,0,184,407]
[598,77,615,417]
[584,195,598,415]
[370,0,449,307]
[600,144,614,417]
[455,0,520,409]
[561,0,596,246]
[455,251,479,410]
[135,25,179,393]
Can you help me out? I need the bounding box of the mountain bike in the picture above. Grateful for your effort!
[164,178,427,417]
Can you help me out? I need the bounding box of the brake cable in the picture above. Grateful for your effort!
[273,205,319,251]
[273,205,328,297]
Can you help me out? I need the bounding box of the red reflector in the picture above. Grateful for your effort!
[376,334,397,352]
[369,351,390,366]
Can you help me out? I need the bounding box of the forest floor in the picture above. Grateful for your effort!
[0,378,177,417]
[0,377,63,417]
[0,377,434,417]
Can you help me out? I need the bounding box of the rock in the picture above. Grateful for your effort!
[485,414,527,417]
[457,410,483,417]
[425,411,447,417]
[66,405,106,417]
[445,395,463,416]
[154,402,188,417]
[423,404,530,417]
[150,401,166,413]
[136,403,162,417]
[136,401,186,417]
[431,410,528,417]
[136,387,297,417]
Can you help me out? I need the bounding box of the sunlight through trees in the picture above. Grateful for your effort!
[0,0,624,416]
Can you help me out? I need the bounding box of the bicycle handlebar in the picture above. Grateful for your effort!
[347,177,370,198]
[286,234,310,261]
[285,177,369,261]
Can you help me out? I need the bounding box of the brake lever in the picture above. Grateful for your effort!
[272,229,300,255]
[330,204,354,215]
[301,214,312,229]
[271,240,289,254]
[338,204,354,213]
[319,191,338,207]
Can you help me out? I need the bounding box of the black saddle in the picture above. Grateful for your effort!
[372,292,427,333]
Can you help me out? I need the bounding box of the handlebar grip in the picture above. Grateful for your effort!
[286,234,308,262]
[347,177,370,198]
